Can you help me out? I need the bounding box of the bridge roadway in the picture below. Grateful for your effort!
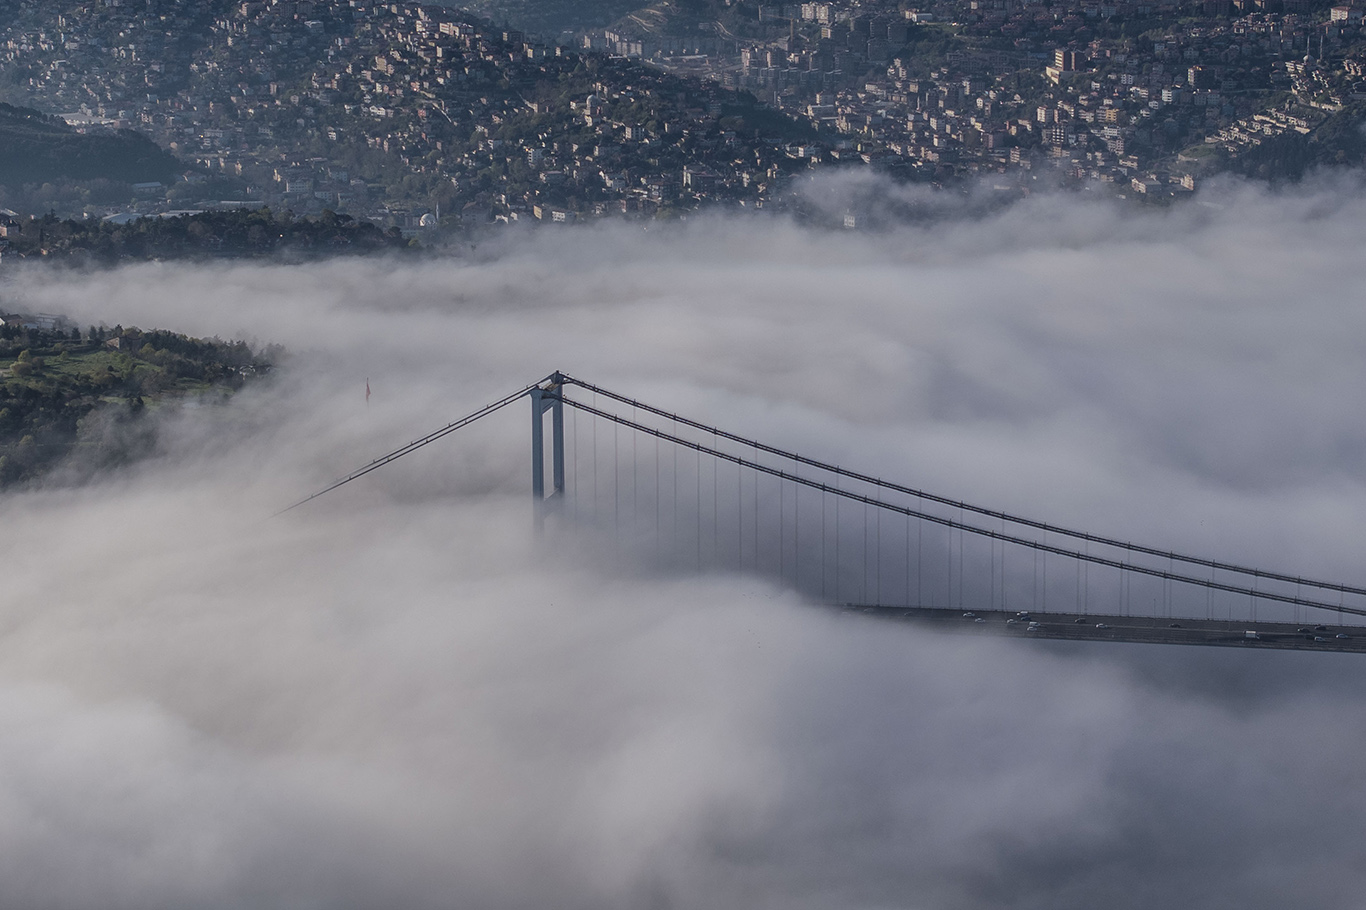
[838,605,1366,653]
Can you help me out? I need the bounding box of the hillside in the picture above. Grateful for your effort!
[436,0,644,36]
[1,210,411,263]
[1229,102,1366,181]
[0,321,275,487]
[0,2,816,223]
[0,103,182,187]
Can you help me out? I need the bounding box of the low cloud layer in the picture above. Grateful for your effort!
[3,172,1366,908]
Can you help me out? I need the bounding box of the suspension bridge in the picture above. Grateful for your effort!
[284,372,1366,653]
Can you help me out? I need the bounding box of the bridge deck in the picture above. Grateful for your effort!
[839,605,1366,653]
[292,374,1366,650]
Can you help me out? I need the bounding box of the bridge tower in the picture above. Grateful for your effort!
[530,372,566,527]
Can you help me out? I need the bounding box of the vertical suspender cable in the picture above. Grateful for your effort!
[916,498,923,607]
[737,457,743,570]
[755,468,762,573]
[780,471,786,583]
[592,390,598,523]
[696,443,702,570]
[1076,544,1082,615]
[1084,540,1090,615]
[654,432,660,555]
[713,428,719,567]
[835,495,841,604]
[613,420,619,539]
[958,507,965,610]
[632,405,638,534]
[859,502,867,604]
[671,424,677,559]
[821,487,827,600]
[792,453,799,591]
[570,396,577,520]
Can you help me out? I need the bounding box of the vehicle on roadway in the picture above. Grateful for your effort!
[1095,623,1110,629]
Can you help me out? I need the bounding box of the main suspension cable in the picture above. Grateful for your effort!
[558,373,1364,599]
[276,376,551,515]
[559,393,1366,619]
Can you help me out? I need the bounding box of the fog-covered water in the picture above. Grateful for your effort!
[1,171,1365,908]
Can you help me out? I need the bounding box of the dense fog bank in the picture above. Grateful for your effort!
[1,172,1365,908]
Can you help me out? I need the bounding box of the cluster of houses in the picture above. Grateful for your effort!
[714,0,1358,191]
[1,0,1362,223]
[3,0,814,223]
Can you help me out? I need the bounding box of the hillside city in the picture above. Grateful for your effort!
[1,0,1365,235]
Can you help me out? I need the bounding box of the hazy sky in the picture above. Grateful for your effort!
[3,172,1366,908]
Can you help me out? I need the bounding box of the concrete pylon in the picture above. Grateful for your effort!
[530,372,566,528]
